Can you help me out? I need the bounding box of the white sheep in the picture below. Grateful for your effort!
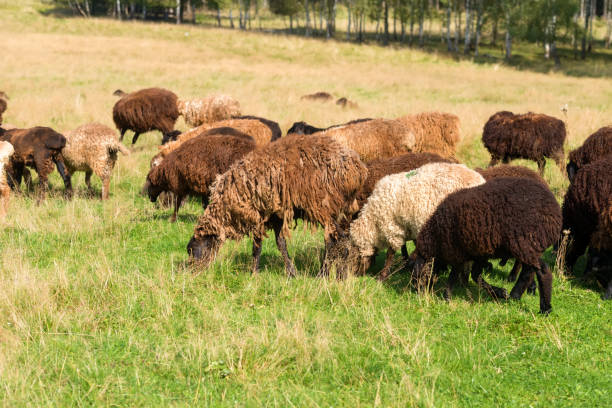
[322,162,486,279]
[177,95,241,128]
[0,140,15,218]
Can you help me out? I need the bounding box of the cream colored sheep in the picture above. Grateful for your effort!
[0,140,14,218]
[322,163,485,279]
[177,95,241,128]
[62,123,130,200]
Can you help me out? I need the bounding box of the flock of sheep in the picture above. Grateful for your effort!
[0,87,610,314]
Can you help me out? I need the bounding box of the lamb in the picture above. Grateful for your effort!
[294,118,415,162]
[286,118,373,136]
[336,97,359,109]
[177,95,241,128]
[0,126,71,201]
[482,111,566,176]
[562,156,612,274]
[587,200,612,299]
[145,131,256,222]
[0,140,14,218]
[0,92,8,125]
[62,123,130,200]
[413,178,562,314]
[300,92,333,102]
[187,133,368,277]
[567,126,612,182]
[112,88,180,145]
[396,112,462,159]
[321,163,485,280]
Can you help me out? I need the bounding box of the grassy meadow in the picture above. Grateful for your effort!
[1,1,611,406]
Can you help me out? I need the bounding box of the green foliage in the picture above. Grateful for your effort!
[269,0,302,16]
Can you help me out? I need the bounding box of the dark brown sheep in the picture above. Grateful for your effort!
[562,156,612,275]
[587,200,612,299]
[286,118,373,136]
[0,126,71,201]
[112,88,179,145]
[567,126,612,182]
[145,130,256,222]
[336,97,359,109]
[0,92,8,125]
[414,178,562,314]
[476,164,548,288]
[187,133,368,277]
[300,92,333,102]
[482,111,566,176]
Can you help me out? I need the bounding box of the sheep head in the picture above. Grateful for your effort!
[320,232,370,278]
[566,160,579,182]
[187,234,223,269]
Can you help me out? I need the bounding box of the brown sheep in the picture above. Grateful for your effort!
[482,111,566,176]
[0,141,14,218]
[0,92,8,125]
[311,119,415,162]
[152,116,280,169]
[588,200,612,299]
[145,131,256,222]
[336,97,359,109]
[62,123,130,200]
[0,126,71,201]
[562,156,612,276]
[187,133,368,277]
[396,112,462,159]
[414,178,562,314]
[567,126,612,182]
[177,95,241,128]
[300,92,333,102]
[112,88,180,145]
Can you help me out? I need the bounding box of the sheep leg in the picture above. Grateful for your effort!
[101,177,111,200]
[507,260,522,282]
[53,155,72,199]
[377,248,396,281]
[271,219,297,278]
[0,186,8,218]
[488,156,500,167]
[536,158,547,177]
[509,263,535,300]
[119,129,126,142]
[603,278,612,300]
[251,237,262,274]
[445,264,463,299]
[170,194,183,223]
[566,236,589,275]
[131,132,141,145]
[534,260,553,314]
[85,171,93,190]
[471,260,509,300]
[553,151,566,176]
[23,168,32,191]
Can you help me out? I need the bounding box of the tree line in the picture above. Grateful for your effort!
[55,0,612,63]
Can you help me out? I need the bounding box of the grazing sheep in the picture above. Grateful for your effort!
[299,119,415,162]
[321,163,485,280]
[62,123,130,200]
[300,92,333,102]
[0,92,8,125]
[562,156,612,274]
[476,164,548,287]
[187,133,368,277]
[336,97,359,109]
[112,87,179,145]
[286,118,373,136]
[588,200,612,299]
[0,126,70,201]
[145,131,256,222]
[396,112,462,159]
[177,95,241,128]
[567,126,612,182]
[414,178,562,314]
[0,140,14,217]
[482,111,566,176]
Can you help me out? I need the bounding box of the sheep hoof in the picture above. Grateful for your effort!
[539,306,552,315]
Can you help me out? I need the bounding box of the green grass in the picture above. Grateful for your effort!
[1,1,611,406]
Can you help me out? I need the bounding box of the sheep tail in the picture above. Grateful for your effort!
[108,142,131,156]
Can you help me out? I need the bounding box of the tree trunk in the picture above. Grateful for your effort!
[418,9,424,47]
[474,0,482,56]
[384,0,389,45]
[606,0,612,48]
[401,18,406,42]
[305,0,311,36]
[454,4,460,52]
[393,3,397,40]
[581,0,591,58]
[217,8,221,26]
[229,9,234,28]
[409,0,415,44]
[116,0,121,19]
[463,0,471,54]
[141,0,146,19]
[446,2,452,51]
[346,3,351,40]
[505,12,512,60]
[176,0,181,24]
[375,15,381,42]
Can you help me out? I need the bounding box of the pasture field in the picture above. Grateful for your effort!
[1,1,611,406]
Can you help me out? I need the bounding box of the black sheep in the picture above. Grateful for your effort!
[567,126,612,182]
